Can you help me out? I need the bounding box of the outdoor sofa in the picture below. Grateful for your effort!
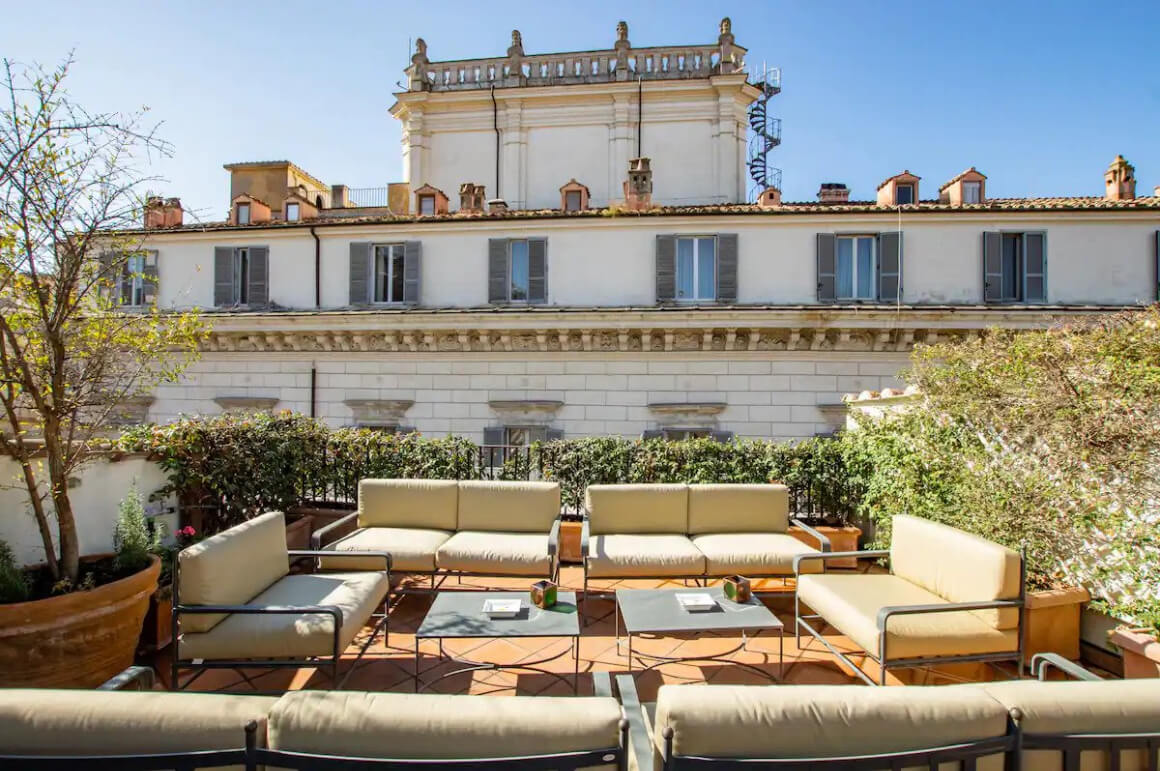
[171,510,391,691]
[794,513,1025,685]
[581,483,830,618]
[313,479,563,589]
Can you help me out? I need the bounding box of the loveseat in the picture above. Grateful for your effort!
[314,479,563,588]
[581,483,829,618]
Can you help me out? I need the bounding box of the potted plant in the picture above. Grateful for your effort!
[138,525,200,654]
[0,57,207,687]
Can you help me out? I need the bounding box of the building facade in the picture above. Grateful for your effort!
[121,21,1160,445]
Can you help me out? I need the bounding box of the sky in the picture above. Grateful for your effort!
[2,0,1157,221]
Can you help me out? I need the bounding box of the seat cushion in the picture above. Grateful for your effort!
[586,534,705,578]
[179,571,389,660]
[178,511,289,634]
[456,480,561,533]
[890,515,1022,629]
[0,690,275,756]
[268,690,622,767]
[319,526,452,573]
[358,478,458,530]
[585,484,689,535]
[687,484,789,534]
[654,683,1008,764]
[691,532,821,576]
[797,573,1019,661]
[436,531,551,576]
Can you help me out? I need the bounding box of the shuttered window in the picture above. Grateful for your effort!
[983,231,1046,303]
[350,241,421,305]
[488,238,547,304]
[213,246,268,307]
[116,251,159,307]
[816,233,902,302]
[656,234,737,303]
[373,244,406,303]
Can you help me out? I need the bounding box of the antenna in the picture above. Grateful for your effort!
[746,61,783,200]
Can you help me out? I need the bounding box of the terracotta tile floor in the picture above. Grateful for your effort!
[161,565,1016,699]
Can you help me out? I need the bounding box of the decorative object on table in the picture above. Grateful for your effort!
[723,575,752,603]
[676,592,717,612]
[531,579,558,609]
[482,598,523,618]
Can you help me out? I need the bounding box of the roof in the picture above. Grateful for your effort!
[939,167,988,191]
[877,170,920,191]
[222,160,329,191]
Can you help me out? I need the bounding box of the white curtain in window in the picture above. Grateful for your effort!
[676,238,695,299]
[836,238,854,298]
[856,237,874,299]
[697,237,715,299]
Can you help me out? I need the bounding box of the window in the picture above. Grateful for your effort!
[122,254,146,306]
[373,244,406,303]
[675,236,716,301]
[236,203,250,225]
[985,232,1046,303]
[418,195,435,215]
[662,428,711,441]
[836,236,876,300]
[895,184,915,205]
[564,190,582,212]
[233,248,250,305]
[509,239,530,301]
[962,181,981,204]
[285,202,300,222]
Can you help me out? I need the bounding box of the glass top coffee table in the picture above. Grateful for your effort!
[415,590,581,693]
[615,587,783,680]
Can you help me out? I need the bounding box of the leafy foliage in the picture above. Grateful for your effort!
[0,539,29,604]
[113,484,159,574]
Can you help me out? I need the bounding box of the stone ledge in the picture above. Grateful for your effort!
[213,396,280,412]
[647,402,726,416]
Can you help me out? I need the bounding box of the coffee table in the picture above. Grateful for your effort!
[415,591,581,693]
[615,587,783,680]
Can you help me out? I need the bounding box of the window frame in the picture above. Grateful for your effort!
[508,239,531,303]
[418,195,435,215]
[894,184,915,205]
[674,235,718,302]
[662,427,712,441]
[564,190,582,212]
[835,234,878,301]
[961,181,981,204]
[285,202,300,222]
[236,202,251,225]
[233,247,250,305]
[993,230,1047,304]
[372,242,406,304]
[122,253,146,307]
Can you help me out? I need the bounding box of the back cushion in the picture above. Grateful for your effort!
[687,484,789,534]
[585,484,688,535]
[456,481,561,532]
[358,479,458,531]
[890,515,1022,630]
[178,511,288,634]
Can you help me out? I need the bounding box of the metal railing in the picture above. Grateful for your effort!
[313,187,395,211]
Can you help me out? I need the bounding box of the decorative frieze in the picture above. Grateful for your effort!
[213,396,280,413]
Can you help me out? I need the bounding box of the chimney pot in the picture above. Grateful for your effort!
[757,186,782,208]
[459,183,486,213]
[144,196,183,228]
[623,157,653,210]
[487,198,509,214]
[1104,155,1136,201]
[817,183,849,204]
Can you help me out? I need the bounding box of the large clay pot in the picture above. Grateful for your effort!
[559,520,583,564]
[1109,627,1160,678]
[1022,586,1090,665]
[789,525,862,568]
[0,554,160,688]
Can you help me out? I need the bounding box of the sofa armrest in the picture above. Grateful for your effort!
[547,517,561,559]
[580,514,591,560]
[794,549,888,576]
[877,598,1023,632]
[615,674,655,771]
[310,511,359,550]
[99,665,157,691]
[1031,652,1102,681]
[790,518,832,552]
[592,671,613,697]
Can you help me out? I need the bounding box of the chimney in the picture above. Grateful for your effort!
[459,183,486,213]
[756,186,782,208]
[1104,155,1136,201]
[623,157,653,210]
[330,184,350,208]
[144,196,184,228]
[817,183,849,204]
[487,198,509,214]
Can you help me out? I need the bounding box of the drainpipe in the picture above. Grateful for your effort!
[637,75,643,157]
[309,364,317,419]
[491,85,500,198]
[310,225,321,308]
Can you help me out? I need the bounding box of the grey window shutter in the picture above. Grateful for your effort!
[488,238,509,304]
[877,232,902,302]
[816,233,837,301]
[716,233,738,303]
[983,232,1003,302]
[710,430,734,443]
[655,235,676,302]
[1024,232,1046,302]
[98,251,115,302]
[349,242,371,305]
[143,250,159,304]
[483,426,506,445]
[213,247,235,306]
[546,428,564,441]
[528,426,549,444]
[641,429,664,440]
[1155,231,1160,302]
[528,238,548,304]
[119,258,133,305]
[248,246,269,306]
[403,241,421,305]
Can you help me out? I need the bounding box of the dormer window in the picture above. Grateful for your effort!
[236,203,251,225]
[894,184,915,205]
[285,202,300,222]
[565,190,582,212]
[962,181,981,204]
[419,195,436,215]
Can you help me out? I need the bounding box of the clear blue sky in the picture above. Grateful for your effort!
[3,0,1157,220]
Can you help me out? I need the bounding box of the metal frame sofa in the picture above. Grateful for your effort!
[794,514,1026,685]
[172,510,391,692]
[581,483,830,618]
[313,479,563,589]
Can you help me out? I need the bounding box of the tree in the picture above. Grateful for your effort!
[0,55,207,584]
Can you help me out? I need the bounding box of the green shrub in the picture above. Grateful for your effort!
[0,540,29,604]
[113,484,160,575]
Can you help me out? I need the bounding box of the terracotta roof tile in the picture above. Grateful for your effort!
[938,167,987,191]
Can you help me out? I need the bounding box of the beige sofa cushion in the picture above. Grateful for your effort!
[359,478,458,530]
[890,515,1022,629]
[319,526,452,572]
[653,683,1008,765]
[691,532,821,576]
[436,531,551,575]
[178,511,289,634]
[268,690,622,766]
[797,573,1019,661]
[586,484,688,535]
[586,534,705,578]
[0,690,275,758]
[687,484,789,534]
[456,480,561,532]
[180,571,388,660]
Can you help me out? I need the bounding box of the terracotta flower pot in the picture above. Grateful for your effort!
[138,588,174,655]
[1022,586,1090,664]
[0,554,160,688]
[283,513,315,551]
[790,525,862,568]
[1109,627,1160,678]
[559,520,583,564]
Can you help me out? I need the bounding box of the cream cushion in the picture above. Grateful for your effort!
[180,571,388,660]
[0,690,275,757]
[359,478,458,530]
[268,690,622,766]
[691,532,821,576]
[178,511,289,634]
[586,484,688,535]
[687,484,789,534]
[456,480,561,532]
[653,683,1008,765]
[891,515,1022,629]
[797,573,1019,661]
[586,534,705,578]
[319,526,451,572]
[436,531,551,575]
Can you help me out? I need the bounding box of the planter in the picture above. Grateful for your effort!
[0,554,160,688]
[790,525,862,568]
[138,589,173,654]
[1109,627,1160,678]
[284,513,315,551]
[559,520,583,564]
[1022,586,1090,664]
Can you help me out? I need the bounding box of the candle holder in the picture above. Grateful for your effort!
[530,579,558,609]
[723,575,752,603]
